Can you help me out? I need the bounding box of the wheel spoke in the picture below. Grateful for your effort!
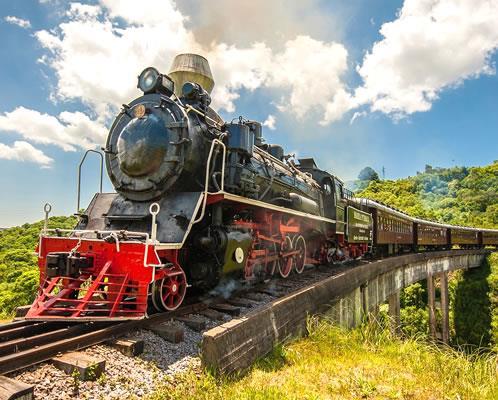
[293,235,306,274]
[156,270,187,311]
[279,236,294,278]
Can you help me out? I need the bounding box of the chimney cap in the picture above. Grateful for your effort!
[168,53,214,95]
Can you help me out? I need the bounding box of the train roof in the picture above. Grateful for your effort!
[354,197,498,233]
[298,158,318,169]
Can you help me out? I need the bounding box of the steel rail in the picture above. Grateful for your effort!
[0,302,207,375]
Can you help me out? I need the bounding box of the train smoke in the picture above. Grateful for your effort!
[209,278,241,299]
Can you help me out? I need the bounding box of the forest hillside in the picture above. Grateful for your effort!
[0,216,76,317]
[356,161,498,228]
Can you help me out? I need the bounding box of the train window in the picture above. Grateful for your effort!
[323,181,332,196]
[334,181,343,201]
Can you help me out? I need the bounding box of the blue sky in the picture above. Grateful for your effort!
[0,0,497,227]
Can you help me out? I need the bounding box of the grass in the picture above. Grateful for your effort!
[147,318,498,400]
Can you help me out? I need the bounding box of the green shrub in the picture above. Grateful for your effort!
[453,257,492,347]
[0,215,76,317]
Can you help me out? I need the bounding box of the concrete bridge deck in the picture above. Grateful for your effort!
[201,249,490,374]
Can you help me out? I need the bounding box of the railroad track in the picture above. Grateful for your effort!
[0,302,207,375]
[0,259,366,375]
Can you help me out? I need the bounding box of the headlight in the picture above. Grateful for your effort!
[138,67,159,93]
[137,67,175,96]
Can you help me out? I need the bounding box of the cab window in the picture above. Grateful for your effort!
[334,181,343,202]
[323,181,332,196]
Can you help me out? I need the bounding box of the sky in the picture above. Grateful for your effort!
[0,0,497,227]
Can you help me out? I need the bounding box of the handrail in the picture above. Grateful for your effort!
[192,138,227,225]
[77,149,104,213]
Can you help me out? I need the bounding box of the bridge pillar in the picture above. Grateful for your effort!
[388,290,400,335]
[440,271,450,344]
[427,274,437,340]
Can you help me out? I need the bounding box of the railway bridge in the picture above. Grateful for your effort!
[201,249,490,374]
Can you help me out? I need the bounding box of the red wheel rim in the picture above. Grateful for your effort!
[293,235,306,274]
[279,236,294,278]
[265,242,277,279]
[159,271,186,311]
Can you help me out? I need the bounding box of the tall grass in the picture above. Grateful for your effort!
[147,317,498,400]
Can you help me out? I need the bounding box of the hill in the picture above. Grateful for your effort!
[356,161,498,228]
[0,216,76,317]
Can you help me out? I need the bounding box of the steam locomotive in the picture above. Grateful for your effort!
[27,54,498,320]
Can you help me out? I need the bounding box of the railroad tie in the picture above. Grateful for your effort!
[149,323,184,343]
[227,298,255,308]
[209,303,241,316]
[175,316,206,332]
[0,375,34,400]
[51,352,105,381]
[199,308,226,321]
[106,338,144,357]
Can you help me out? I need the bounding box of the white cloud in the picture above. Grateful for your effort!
[0,141,53,167]
[34,1,350,126]
[270,36,350,122]
[349,111,367,125]
[322,89,356,125]
[6,0,497,172]
[354,0,498,117]
[0,107,107,151]
[4,16,31,29]
[177,0,340,49]
[35,0,197,119]
[101,0,185,26]
[263,115,276,130]
[67,3,101,20]
[207,42,273,112]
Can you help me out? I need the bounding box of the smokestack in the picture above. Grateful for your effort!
[168,53,215,96]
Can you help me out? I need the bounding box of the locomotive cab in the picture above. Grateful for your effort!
[297,158,346,223]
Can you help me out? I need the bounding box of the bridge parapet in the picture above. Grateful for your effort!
[202,249,490,374]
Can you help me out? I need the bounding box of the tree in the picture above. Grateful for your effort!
[358,167,380,182]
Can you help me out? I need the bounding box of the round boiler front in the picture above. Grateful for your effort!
[105,94,189,201]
